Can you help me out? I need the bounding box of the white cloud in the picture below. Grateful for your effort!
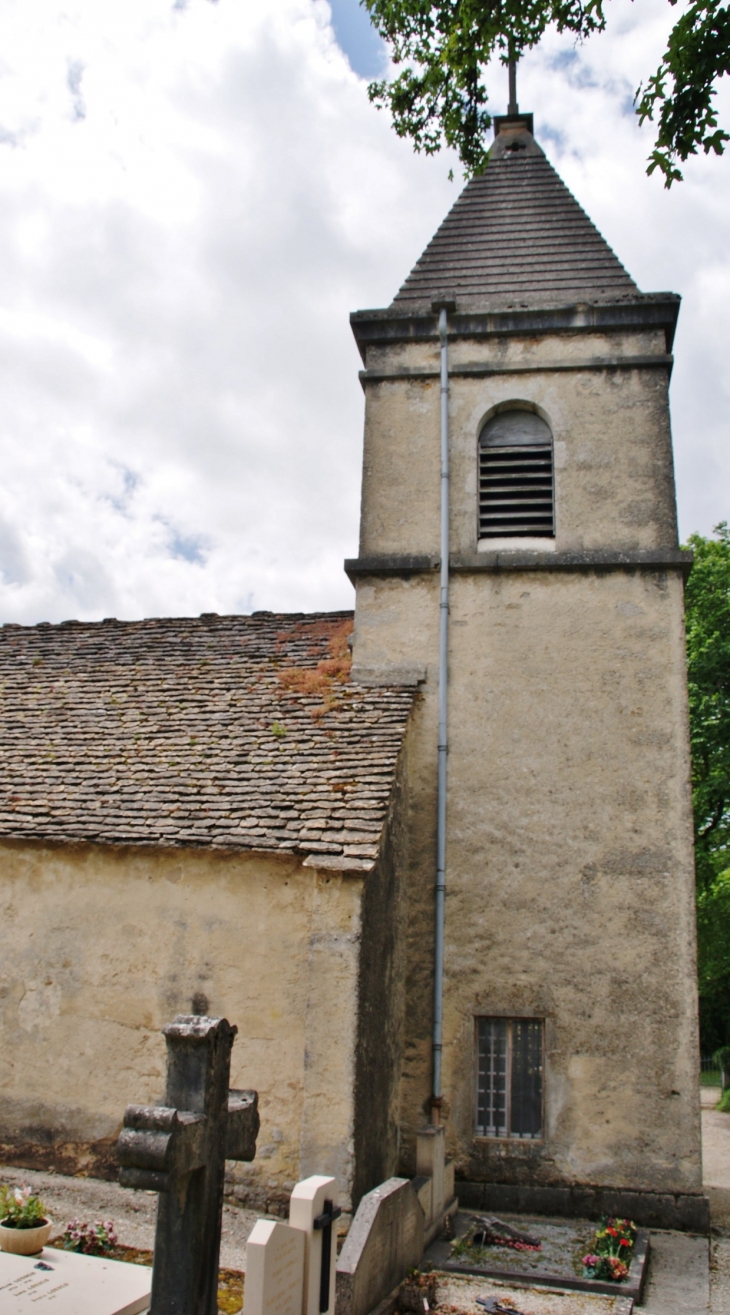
[0,0,726,624]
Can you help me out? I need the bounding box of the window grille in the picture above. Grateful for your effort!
[476,1017,543,1139]
[479,409,554,539]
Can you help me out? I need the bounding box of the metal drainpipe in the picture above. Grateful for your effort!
[431,304,450,1125]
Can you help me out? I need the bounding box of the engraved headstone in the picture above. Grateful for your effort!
[117,1014,259,1315]
[242,1219,305,1315]
[0,1246,151,1315]
[336,1178,424,1315]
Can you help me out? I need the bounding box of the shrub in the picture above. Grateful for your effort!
[714,1045,730,1088]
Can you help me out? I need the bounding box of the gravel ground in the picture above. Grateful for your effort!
[0,1164,263,1272]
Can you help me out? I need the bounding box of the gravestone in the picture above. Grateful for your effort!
[290,1175,341,1315]
[336,1177,424,1315]
[243,1174,341,1315]
[0,1247,151,1315]
[117,1014,259,1315]
[243,1220,305,1315]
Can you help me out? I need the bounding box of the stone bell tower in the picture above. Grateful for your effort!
[347,114,706,1228]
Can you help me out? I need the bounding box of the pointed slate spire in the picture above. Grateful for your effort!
[391,120,638,312]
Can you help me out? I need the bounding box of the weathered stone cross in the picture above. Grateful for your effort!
[117,1014,259,1315]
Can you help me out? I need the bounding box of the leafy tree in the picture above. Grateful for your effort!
[684,524,730,1051]
[363,0,730,184]
[696,872,730,1051]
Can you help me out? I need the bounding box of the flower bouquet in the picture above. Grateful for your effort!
[582,1216,636,1283]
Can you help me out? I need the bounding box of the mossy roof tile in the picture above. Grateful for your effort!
[0,610,415,863]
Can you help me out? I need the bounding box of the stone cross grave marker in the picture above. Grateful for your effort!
[117,1014,259,1315]
[244,1174,341,1315]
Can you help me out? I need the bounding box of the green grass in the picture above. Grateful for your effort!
[701,1069,722,1086]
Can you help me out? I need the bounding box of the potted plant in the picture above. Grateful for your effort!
[0,1185,53,1255]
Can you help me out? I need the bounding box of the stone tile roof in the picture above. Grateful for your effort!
[0,611,416,868]
[392,127,639,312]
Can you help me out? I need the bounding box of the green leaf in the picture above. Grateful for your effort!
[362,0,730,182]
[683,525,730,1050]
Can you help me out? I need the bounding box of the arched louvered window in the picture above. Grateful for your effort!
[478,408,554,539]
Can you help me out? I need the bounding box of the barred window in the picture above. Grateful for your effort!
[476,1017,543,1139]
[479,408,554,539]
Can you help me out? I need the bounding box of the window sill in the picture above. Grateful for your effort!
[473,1135,545,1146]
[478,537,556,553]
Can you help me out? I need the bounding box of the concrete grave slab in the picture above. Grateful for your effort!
[0,1246,151,1315]
[336,1177,424,1315]
[641,1229,709,1315]
[427,1211,649,1301]
[243,1219,305,1315]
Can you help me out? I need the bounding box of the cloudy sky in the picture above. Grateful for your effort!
[0,0,727,624]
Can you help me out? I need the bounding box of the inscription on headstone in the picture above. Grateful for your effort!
[243,1219,305,1315]
[0,1247,151,1315]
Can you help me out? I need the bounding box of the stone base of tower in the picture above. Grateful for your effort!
[456,1178,710,1232]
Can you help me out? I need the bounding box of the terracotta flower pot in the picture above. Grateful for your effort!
[0,1218,53,1255]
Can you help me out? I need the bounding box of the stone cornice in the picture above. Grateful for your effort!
[350,295,681,362]
[359,354,673,386]
[345,548,693,581]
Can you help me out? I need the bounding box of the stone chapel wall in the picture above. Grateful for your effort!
[0,840,365,1210]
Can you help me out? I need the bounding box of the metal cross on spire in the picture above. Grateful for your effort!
[508,50,519,116]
